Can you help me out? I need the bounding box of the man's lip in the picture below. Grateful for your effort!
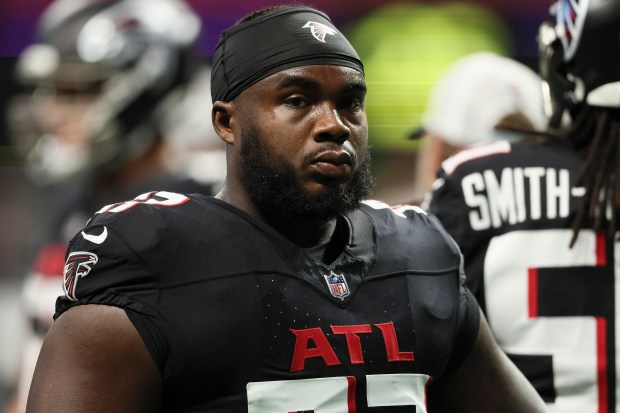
[312,151,353,166]
[310,150,354,179]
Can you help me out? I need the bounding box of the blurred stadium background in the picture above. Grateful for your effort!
[0,0,549,409]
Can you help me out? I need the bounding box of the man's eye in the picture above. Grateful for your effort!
[285,97,308,107]
[342,98,362,110]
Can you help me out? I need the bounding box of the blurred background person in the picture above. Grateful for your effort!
[425,0,620,411]
[4,0,224,411]
[409,51,547,204]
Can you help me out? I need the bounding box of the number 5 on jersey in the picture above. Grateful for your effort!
[247,373,429,412]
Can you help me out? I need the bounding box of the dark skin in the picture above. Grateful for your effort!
[214,66,370,246]
[26,65,547,412]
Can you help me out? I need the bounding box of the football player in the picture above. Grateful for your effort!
[7,0,222,411]
[426,0,620,411]
[26,5,546,412]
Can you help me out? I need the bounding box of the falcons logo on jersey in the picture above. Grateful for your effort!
[302,21,337,43]
[63,252,98,301]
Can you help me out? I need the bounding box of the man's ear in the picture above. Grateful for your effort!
[212,101,236,145]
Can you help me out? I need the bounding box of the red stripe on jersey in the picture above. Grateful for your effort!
[528,267,538,318]
[347,376,357,413]
[596,232,606,266]
[596,317,608,413]
[33,243,67,278]
[441,141,512,176]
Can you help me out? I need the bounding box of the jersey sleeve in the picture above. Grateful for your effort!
[54,216,170,369]
[425,211,481,374]
[445,285,480,374]
[56,221,154,314]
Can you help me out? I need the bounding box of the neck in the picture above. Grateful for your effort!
[215,182,338,248]
[271,217,337,248]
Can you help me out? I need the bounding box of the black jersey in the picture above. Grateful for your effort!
[57,192,479,412]
[25,173,218,332]
[14,174,219,412]
[427,139,617,413]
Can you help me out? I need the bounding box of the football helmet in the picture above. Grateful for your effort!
[538,0,620,128]
[9,0,201,184]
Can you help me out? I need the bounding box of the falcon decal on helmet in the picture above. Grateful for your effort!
[63,252,98,301]
[557,0,589,60]
[302,21,337,43]
[538,0,620,127]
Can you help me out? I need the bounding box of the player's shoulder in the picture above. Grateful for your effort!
[440,138,577,178]
[77,191,219,249]
[440,140,513,177]
[359,200,461,272]
[360,199,430,225]
[359,199,456,245]
[60,192,259,305]
[86,191,207,226]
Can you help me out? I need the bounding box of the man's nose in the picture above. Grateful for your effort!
[313,104,351,145]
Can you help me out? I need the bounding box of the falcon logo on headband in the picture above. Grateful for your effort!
[63,251,98,301]
[302,21,337,43]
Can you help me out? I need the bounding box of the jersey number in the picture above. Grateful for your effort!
[96,191,190,213]
[485,229,616,413]
[247,374,429,412]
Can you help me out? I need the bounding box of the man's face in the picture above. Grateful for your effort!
[235,65,373,220]
[10,79,102,183]
[33,81,100,146]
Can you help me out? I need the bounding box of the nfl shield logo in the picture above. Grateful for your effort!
[323,271,350,300]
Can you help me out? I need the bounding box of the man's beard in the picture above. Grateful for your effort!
[239,127,374,222]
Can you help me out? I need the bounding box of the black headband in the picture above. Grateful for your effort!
[210,6,364,102]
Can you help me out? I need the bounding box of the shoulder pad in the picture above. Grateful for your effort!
[441,140,512,176]
[360,200,462,275]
